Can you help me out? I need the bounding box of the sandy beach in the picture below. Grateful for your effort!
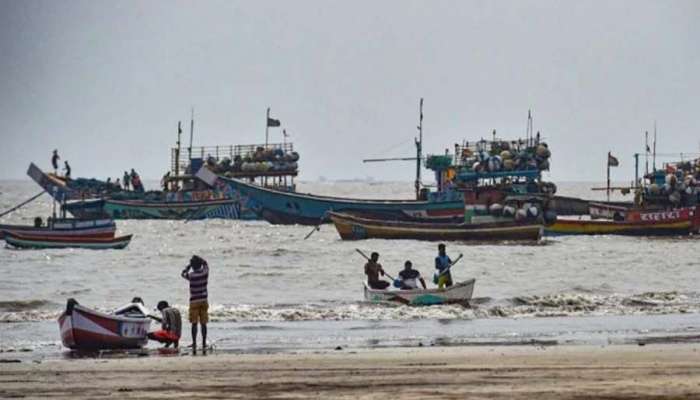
[2,344,699,399]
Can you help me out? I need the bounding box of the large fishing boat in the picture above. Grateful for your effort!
[30,142,299,220]
[548,152,700,236]
[198,105,564,225]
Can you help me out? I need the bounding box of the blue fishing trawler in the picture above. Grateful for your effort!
[197,106,559,226]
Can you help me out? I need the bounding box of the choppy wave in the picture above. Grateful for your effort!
[485,291,699,318]
[2,291,698,323]
[0,300,53,311]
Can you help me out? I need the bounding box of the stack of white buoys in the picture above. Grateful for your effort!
[463,139,551,173]
[489,203,504,215]
[487,156,502,172]
[503,205,516,217]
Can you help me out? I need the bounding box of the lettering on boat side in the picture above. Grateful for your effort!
[640,211,681,221]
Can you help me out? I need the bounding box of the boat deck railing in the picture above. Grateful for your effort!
[170,143,294,175]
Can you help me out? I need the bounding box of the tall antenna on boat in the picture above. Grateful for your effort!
[645,131,649,176]
[526,110,533,147]
[652,121,657,171]
[175,121,182,179]
[265,107,270,147]
[415,98,423,200]
[188,107,194,161]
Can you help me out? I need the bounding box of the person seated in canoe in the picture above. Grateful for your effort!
[147,300,182,349]
[397,260,427,290]
[364,252,390,290]
[434,243,453,289]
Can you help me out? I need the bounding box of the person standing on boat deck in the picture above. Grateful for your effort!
[147,301,182,348]
[365,252,390,290]
[123,171,131,191]
[51,150,60,174]
[63,161,71,179]
[435,243,453,289]
[181,255,209,354]
[398,261,427,290]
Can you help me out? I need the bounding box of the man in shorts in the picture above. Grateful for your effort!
[181,255,209,354]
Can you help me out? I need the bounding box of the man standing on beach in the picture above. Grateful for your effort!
[181,255,209,354]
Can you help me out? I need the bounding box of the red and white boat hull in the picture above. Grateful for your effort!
[58,302,150,350]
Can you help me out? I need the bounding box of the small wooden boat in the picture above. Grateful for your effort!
[329,212,543,242]
[4,232,133,249]
[547,206,700,236]
[0,218,116,240]
[58,299,151,350]
[364,279,476,305]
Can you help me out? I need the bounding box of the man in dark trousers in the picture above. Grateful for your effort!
[51,150,60,174]
[63,161,71,179]
[181,255,209,354]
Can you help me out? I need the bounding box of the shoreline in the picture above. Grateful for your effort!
[2,343,699,399]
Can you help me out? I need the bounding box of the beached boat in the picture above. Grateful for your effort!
[58,299,151,350]
[329,212,543,242]
[0,218,116,240]
[547,206,700,236]
[4,232,133,249]
[364,279,476,305]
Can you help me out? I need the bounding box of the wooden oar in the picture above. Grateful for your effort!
[0,190,46,219]
[355,248,398,282]
[304,213,329,240]
[438,253,464,277]
[303,225,321,240]
[433,253,464,284]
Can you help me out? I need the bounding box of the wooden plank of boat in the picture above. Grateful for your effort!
[329,212,543,242]
[58,300,151,350]
[364,279,476,306]
[4,232,133,250]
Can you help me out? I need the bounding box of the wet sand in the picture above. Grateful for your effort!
[2,344,700,399]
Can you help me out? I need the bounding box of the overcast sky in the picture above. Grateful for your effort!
[1,0,698,183]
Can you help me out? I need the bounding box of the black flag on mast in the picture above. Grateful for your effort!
[267,117,281,127]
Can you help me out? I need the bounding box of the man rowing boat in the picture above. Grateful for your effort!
[364,252,390,290]
[435,243,454,289]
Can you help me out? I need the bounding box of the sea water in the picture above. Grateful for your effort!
[1,180,698,359]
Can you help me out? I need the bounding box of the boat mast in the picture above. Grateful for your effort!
[415,98,423,200]
[653,121,657,172]
[265,107,270,147]
[645,131,649,176]
[175,121,182,177]
[188,108,194,161]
